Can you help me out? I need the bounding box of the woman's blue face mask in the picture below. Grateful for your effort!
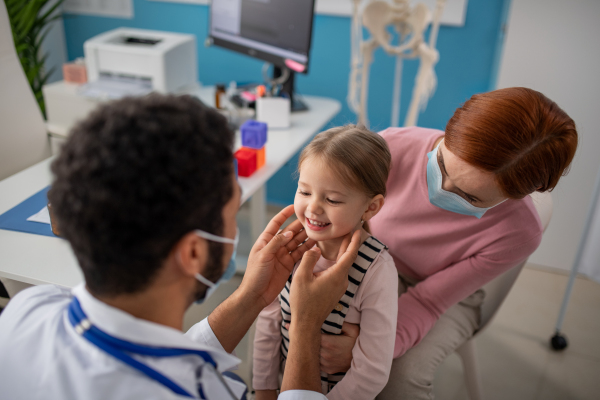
[193,228,239,303]
[426,143,504,219]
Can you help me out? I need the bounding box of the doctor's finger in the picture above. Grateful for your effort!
[252,205,295,253]
[261,205,295,239]
[281,218,303,234]
[336,232,353,261]
[288,238,317,263]
[294,247,321,281]
[283,227,309,252]
[330,230,361,276]
[260,230,295,257]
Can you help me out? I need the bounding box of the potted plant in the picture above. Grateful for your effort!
[5,0,64,119]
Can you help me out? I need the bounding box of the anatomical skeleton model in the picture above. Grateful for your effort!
[347,0,446,127]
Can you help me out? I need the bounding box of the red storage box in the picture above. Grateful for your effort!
[234,148,257,177]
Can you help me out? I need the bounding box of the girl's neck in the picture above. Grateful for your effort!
[317,225,371,261]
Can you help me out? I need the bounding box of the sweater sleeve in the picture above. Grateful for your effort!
[253,295,284,390]
[326,252,399,400]
[393,232,542,358]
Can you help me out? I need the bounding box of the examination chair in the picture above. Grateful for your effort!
[456,191,553,400]
[0,0,52,298]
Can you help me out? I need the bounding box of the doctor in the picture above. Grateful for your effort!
[0,94,360,399]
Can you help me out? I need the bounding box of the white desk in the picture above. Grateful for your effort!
[0,92,340,289]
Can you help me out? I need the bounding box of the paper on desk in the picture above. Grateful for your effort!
[27,207,51,225]
[78,75,152,100]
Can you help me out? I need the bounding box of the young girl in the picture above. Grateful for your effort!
[252,125,399,400]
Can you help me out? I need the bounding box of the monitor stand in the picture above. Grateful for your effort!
[273,66,309,112]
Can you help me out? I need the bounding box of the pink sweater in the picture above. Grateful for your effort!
[253,249,398,400]
[370,127,543,358]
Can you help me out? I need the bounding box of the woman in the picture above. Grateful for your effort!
[319,87,578,399]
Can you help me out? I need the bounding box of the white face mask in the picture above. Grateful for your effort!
[194,228,239,303]
[426,143,506,218]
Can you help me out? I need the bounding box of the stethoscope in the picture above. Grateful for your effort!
[67,297,238,399]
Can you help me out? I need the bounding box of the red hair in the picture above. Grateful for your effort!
[445,87,578,199]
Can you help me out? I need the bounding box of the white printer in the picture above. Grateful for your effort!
[43,28,199,151]
[83,28,197,93]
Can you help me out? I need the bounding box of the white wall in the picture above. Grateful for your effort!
[40,1,67,83]
[497,0,600,272]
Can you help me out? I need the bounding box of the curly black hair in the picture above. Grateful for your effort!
[48,94,234,296]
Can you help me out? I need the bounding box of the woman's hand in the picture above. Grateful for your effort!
[239,205,316,309]
[320,323,360,374]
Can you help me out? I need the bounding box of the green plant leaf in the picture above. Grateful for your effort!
[27,64,43,83]
[15,43,28,54]
[39,68,56,86]
[16,1,41,34]
[38,0,64,26]
[34,26,52,49]
[5,0,63,120]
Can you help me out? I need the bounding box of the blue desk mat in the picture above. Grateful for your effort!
[0,186,58,238]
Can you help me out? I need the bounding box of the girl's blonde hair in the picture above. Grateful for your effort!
[298,125,391,199]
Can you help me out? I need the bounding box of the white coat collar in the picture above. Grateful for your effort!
[71,283,240,371]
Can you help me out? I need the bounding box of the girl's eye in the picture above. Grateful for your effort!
[298,190,310,196]
[327,198,341,205]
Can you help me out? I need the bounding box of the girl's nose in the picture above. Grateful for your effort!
[306,199,323,215]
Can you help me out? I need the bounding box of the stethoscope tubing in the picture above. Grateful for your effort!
[68,297,237,399]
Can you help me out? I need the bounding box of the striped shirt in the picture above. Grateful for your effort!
[253,237,399,400]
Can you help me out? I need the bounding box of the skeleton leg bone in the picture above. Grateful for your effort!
[405,43,439,127]
[358,39,378,127]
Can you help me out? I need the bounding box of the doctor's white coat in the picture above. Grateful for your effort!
[0,284,325,400]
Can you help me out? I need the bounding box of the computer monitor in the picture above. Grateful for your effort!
[209,0,316,111]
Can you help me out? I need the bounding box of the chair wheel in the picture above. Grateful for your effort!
[550,333,568,350]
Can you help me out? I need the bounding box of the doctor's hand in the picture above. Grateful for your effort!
[280,230,361,394]
[210,205,315,353]
[240,205,316,309]
[289,230,361,331]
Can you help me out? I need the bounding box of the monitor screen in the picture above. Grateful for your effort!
[209,0,315,73]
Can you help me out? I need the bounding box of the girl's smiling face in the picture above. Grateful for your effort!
[294,156,371,244]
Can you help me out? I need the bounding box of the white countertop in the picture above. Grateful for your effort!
[1,90,340,288]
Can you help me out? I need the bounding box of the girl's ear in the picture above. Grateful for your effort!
[362,194,385,222]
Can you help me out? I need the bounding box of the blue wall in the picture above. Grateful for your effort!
[63,0,506,205]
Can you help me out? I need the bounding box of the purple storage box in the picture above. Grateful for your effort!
[241,120,268,149]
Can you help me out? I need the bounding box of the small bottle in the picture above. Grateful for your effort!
[215,83,226,109]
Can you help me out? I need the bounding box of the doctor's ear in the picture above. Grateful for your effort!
[174,232,209,278]
[362,194,385,222]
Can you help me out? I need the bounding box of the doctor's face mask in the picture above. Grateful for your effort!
[194,228,239,304]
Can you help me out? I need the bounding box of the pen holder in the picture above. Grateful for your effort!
[256,97,290,129]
